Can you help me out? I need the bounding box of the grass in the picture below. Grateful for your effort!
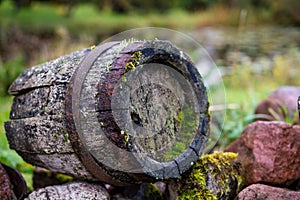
[217,48,300,149]
[0,0,276,39]
[0,54,25,96]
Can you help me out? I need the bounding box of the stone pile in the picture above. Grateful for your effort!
[25,151,244,200]
[226,121,300,199]
[226,121,300,186]
[225,86,300,200]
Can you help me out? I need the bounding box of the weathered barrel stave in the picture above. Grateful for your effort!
[8,49,89,95]
[18,152,94,180]
[10,85,67,119]
[5,48,96,180]
[5,116,71,154]
[5,115,96,179]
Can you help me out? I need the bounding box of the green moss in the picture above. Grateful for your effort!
[164,104,197,161]
[124,134,129,144]
[104,61,112,73]
[177,110,183,126]
[61,130,70,144]
[122,75,127,83]
[55,173,74,183]
[121,130,130,146]
[131,51,142,61]
[152,38,159,45]
[125,62,135,71]
[90,45,96,50]
[125,51,142,72]
[121,50,142,90]
[178,159,217,200]
[144,183,163,200]
[178,152,244,200]
[201,152,244,197]
[179,188,217,200]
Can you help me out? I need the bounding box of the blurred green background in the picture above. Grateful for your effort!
[0,0,300,190]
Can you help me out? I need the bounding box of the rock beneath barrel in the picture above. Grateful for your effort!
[168,152,244,200]
[32,167,74,189]
[0,163,13,200]
[225,121,300,187]
[236,184,300,200]
[5,40,209,186]
[110,183,164,200]
[0,163,27,200]
[25,181,109,200]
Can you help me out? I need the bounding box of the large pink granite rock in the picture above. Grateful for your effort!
[225,121,300,186]
[236,184,300,200]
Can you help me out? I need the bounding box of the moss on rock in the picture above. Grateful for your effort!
[144,183,164,200]
[175,152,244,200]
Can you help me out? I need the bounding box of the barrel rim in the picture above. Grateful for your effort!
[66,40,209,184]
[96,40,209,179]
[65,41,130,186]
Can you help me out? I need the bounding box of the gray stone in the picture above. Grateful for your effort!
[236,184,300,200]
[25,182,109,200]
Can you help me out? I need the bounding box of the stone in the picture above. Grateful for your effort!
[254,86,300,124]
[0,163,13,200]
[0,163,27,200]
[25,181,109,200]
[110,183,164,200]
[169,152,244,200]
[132,183,164,200]
[32,167,73,189]
[225,121,300,186]
[154,182,167,196]
[236,184,300,200]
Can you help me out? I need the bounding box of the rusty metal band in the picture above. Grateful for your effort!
[65,41,130,186]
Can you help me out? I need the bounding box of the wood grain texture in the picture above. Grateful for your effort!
[8,49,89,95]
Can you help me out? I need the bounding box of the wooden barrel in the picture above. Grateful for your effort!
[5,40,209,186]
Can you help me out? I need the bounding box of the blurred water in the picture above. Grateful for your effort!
[190,26,300,73]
